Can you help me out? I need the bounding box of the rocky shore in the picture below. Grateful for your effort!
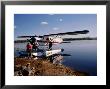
[14,58,89,76]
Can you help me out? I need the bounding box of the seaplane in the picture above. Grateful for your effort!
[17,30,89,59]
[17,30,89,45]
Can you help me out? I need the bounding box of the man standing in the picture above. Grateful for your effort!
[49,38,52,50]
[30,37,36,45]
[46,37,53,50]
[26,43,33,58]
[32,41,39,51]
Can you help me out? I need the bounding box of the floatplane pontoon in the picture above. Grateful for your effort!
[18,48,64,58]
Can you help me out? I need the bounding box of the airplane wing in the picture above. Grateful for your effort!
[17,30,89,38]
[44,30,89,36]
[17,35,43,38]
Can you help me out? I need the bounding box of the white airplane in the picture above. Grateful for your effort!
[17,30,89,45]
[17,30,89,58]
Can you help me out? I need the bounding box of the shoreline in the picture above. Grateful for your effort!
[14,58,89,76]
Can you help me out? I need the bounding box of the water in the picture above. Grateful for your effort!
[14,40,97,76]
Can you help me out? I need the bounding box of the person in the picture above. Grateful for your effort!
[49,38,52,50]
[30,37,36,45]
[46,37,53,50]
[26,43,33,58]
[32,41,39,51]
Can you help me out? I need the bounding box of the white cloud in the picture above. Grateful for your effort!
[41,21,48,25]
[14,25,16,29]
[59,19,63,22]
[49,14,54,15]
[53,27,59,30]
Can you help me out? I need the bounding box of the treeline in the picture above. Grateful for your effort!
[63,37,97,41]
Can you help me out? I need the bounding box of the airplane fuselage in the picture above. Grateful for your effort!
[35,36,63,45]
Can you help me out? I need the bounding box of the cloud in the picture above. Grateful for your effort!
[49,14,54,15]
[14,25,17,29]
[59,19,63,22]
[53,27,59,30]
[41,21,48,25]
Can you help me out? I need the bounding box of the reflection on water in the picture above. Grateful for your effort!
[53,54,63,65]
[14,40,97,76]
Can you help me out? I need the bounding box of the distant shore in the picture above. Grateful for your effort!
[63,37,97,41]
[14,58,89,76]
[14,37,97,43]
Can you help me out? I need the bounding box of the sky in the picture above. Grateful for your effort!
[14,14,97,40]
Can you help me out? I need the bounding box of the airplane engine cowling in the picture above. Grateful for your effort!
[52,38,63,44]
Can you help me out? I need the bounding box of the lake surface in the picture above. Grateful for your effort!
[14,40,97,76]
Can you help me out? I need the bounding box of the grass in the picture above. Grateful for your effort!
[14,58,89,76]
